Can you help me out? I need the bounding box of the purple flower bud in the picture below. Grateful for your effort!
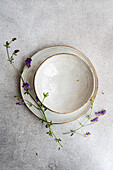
[25,57,32,68]
[95,110,106,116]
[91,117,99,123]
[16,100,25,105]
[13,50,19,56]
[14,50,19,53]
[85,132,91,136]
[22,82,30,90]
[12,38,16,41]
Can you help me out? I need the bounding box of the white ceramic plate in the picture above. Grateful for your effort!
[20,46,98,124]
[34,53,94,114]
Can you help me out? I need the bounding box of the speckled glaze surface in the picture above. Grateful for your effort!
[34,53,94,114]
[20,46,98,123]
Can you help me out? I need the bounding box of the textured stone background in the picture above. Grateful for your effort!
[0,0,113,170]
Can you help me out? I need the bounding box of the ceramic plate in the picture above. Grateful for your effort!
[20,46,98,124]
[34,53,94,114]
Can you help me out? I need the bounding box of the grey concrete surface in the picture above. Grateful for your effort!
[0,0,113,170]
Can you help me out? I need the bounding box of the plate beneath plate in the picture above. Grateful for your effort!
[20,46,98,124]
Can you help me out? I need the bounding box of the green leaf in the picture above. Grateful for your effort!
[4,41,10,48]
[43,92,49,98]
[24,89,29,95]
[41,119,44,123]
[4,44,10,48]
[49,130,53,136]
[45,124,48,128]
[70,133,74,136]
[28,103,32,107]
[46,130,53,136]
[7,56,14,64]
[24,91,29,95]
[78,122,83,126]
[37,118,45,123]
[55,138,61,142]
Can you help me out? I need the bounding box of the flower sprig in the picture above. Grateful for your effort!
[4,37,106,147]
[4,38,63,148]
[63,97,106,137]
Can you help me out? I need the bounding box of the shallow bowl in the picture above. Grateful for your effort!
[34,53,94,114]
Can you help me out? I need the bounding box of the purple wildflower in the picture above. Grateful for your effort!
[16,100,25,105]
[85,132,91,136]
[95,110,106,116]
[25,57,32,68]
[22,82,30,90]
[91,117,99,123]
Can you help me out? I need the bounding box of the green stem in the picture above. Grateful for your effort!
[11,63,24,82]
[83,107,93,125]
[42,98,45,104]
[24,94,48,122]
[41,103,63,147]
[6,45,24,82]
[11,63,45,119]
[63,131,73,135]
[41,107,52,134]
[6,47,10,58]
[52,131,63,147]
[84,123,94,127]
[28,92,41,108]
[9,40,13,44]
[75,132,85,137]
[26,101,45,122]
[63,106,94,135]
[24,99,40,111]
[63,122,94,135]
